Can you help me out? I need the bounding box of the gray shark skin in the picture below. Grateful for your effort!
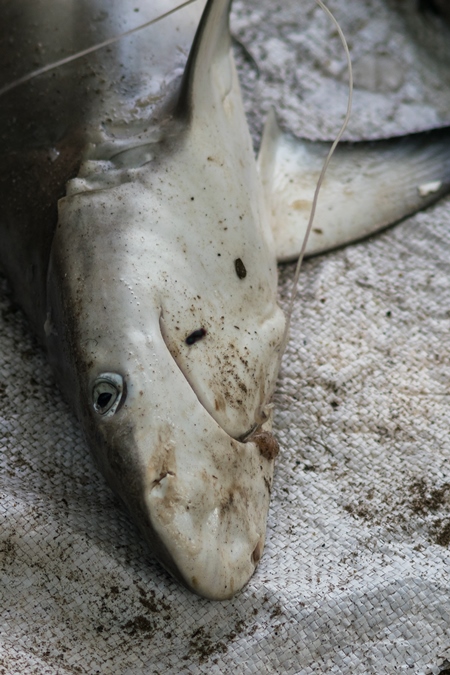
[1,0,450,599]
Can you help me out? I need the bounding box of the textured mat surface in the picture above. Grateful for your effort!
[1,0,450,673]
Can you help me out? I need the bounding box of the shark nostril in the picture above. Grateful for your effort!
[252,539,263,565]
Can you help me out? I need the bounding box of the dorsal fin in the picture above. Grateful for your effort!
[175,0,232,121]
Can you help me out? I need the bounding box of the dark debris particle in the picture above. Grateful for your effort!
[431,519,450,547]
[122,615,155,636]
[270,604,283,618]
[234,258,247,279]
[183,626,228,663]
[185,328,207,345]
[409,478,450,514]
[251,431,279,460]
[344,502,372,520]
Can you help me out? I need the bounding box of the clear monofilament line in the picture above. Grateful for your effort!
[279,0,354,361]
[0,0,199,98]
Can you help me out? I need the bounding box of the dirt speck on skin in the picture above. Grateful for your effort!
[251,430,279,460]
[234,258,247,279]
[220,490,235,515]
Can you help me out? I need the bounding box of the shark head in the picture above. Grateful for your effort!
[45,0,285,599]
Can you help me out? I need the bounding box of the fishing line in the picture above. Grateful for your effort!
[280,0,354,359]
[0,0,199,98]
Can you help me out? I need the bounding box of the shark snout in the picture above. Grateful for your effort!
[143,425,274,600]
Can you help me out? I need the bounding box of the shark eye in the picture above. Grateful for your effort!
[92,373,125,417]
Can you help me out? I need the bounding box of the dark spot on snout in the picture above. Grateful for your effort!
[234,258,247,279]
[185,328,207,345]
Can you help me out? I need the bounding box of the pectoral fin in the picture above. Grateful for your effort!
[258,110,450,262]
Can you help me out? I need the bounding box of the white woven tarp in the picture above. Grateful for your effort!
[1,0,450,672]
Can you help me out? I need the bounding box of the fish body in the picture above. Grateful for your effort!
[1,0,450,599]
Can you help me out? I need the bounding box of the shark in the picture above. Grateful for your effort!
[1,0,450,599]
